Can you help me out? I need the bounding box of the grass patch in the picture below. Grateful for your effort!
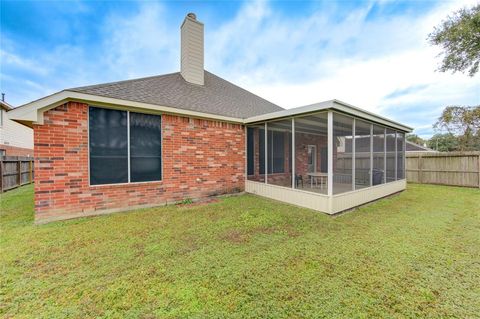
[1,184,479,318]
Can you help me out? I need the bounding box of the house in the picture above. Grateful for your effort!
[406,140,436,153]
[8,13,412,224]
[0,94,34,157]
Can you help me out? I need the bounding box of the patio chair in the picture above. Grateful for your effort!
[295,174,304,188]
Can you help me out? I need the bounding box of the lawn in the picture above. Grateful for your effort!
[1,184,479,318]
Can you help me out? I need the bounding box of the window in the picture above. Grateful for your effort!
[386,129,396,182]
[89,107,128,185]
[89,106,162,185]
[267,119,292,187]
[129,112,162,182]
[246,124,265,182]
[247,127,255,175]
[396,131,405,180]
[0,149,5,157]
[372,125,385,185]
[354,119,371,189]
[294,112,328,194]
[259,128,265,175]
[333,113,353,194]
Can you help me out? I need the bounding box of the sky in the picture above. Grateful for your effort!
[1,0,479,138]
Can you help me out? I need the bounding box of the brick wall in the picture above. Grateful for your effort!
[294,132,328,178]
[33,102,245,223]
[0,144,34,157]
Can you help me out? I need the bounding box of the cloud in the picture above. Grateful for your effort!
[100,2,178,78]
[206,0,479,138]
[384,85,430,100]
[0,2,178,104]
[2,0,479,139]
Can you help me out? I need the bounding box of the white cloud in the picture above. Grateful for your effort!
[206,0,479,138]
[101,2,178,78]
[3,0,479,139]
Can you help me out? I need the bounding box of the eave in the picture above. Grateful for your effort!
[7,90,245,128]
[245,99,413,132]
[8,92,413,133]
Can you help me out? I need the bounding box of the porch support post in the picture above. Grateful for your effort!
[327,111,333,197]
[244,125,247,181]
[404,133,407,180]
[384,127,387,183]
[370,124,373,186]
[352,118,356,191]
[291,118,295,189]
[394,131,398,181]
[264,122,268,184]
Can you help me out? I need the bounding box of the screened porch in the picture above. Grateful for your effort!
[245,104,409,214]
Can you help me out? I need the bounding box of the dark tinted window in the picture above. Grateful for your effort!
[130,112,162,182]
[247,127,254,175]
[268,130,285,174]
[89,107,128,185]
[259,128,265,174]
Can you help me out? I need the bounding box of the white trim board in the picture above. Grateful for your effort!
[7,90,244,126]
[245,99,412,132]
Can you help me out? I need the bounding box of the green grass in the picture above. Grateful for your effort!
[1,184,479,318]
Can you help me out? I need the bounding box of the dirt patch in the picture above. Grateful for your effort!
[219,229,250,244]
[177,198,220,208]
[219,225,301,244]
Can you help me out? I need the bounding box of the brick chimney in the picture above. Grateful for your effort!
[180,13,204,85]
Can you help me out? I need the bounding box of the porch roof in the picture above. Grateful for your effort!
[245,99,412,132]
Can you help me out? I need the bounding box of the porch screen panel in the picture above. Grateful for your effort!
[267,119,292,188]
[247,127,255,175]
[246,124,266,182]
[333,113,353,194]
[355,119,371,189]
[89,107,128,185]
[396,131,405,180]
[372,125,385,185]
[129,112,162,182]
[294,112,328,194]
[386,128,396,182]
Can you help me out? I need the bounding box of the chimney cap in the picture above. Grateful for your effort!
[187,12,196,20]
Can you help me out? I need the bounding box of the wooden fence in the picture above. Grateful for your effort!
[406,152,480,188]
[0,156,34,192]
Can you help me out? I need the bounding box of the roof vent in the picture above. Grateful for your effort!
[187,12,196,20]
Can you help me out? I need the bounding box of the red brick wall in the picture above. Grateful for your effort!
[294,132,328,178]
[33,102,245,223]
[0,144,34,157]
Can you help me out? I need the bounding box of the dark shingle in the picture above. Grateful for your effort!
[69,71,283,119]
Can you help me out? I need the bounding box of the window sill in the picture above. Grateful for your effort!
[89,180,163,188]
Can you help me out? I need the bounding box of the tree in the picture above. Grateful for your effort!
[434,105,480,151]
[428,4,480,77]
[406,134,425,146]
[427,133,459,152]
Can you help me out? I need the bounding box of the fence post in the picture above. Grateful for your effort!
[29,160,33,183]
[17,161,22,186]
[0,158,3,192]
[418,155,423,184]
[478,154,480,188]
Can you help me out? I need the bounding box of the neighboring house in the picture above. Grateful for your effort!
[406,141,436,153]
[9,13,412,224]
[0,95,34,157]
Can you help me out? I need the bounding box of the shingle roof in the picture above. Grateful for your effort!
[406,141,435,152]
[69,71,283,119]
